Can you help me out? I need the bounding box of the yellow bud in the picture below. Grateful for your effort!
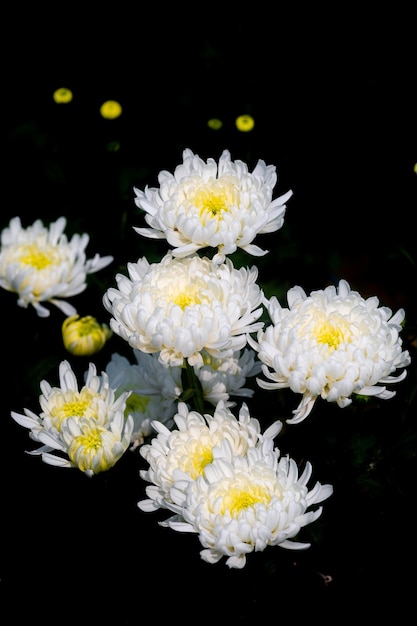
[53,87,73,104]
[207,118,223,130]
[235,114,255,132]
[62,315,112,356]
[100,100,122,119]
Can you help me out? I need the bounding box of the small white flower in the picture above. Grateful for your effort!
[137,400,283,513]
[106,348,261,447]
[194,348,262,406]
[133,148,293,264]
[11,359,133,476]
[103,252,264,367]
[0,216,113,317]
[165,441,333,569]
[106,350,182,449]
[251,279,411,423]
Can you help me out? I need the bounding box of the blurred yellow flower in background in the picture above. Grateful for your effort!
[207,118,223,130]
[62,314,112,356]
[53,87,73,104]
[100,100,122,119]
[235,114,255,132]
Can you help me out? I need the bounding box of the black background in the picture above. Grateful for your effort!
[1,5,416,623]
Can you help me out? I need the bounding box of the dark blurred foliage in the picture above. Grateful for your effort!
[1,5,416,623]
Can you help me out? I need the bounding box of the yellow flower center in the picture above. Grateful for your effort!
[220,482,271,517]
[68,427,115,472]
[183,441,213,479]
[50,389,98,430]
[61,399,91,417]
[173,290,201,308]
[165,276,203,309]
[19,244,55,269]
[73,428,102,453]
[313,318,352,350]
[196,191,228,217]
[192,179,240,225]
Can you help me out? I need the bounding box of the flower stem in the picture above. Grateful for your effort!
[180,360,205,414]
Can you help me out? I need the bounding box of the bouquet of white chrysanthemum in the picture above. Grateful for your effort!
[6,148,412,568]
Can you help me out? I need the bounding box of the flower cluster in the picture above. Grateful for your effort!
[138,401,332,569]
[11,360,134,477]
[5,148,411,568]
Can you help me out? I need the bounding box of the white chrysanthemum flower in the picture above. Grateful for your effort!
[194,348,262,406]
[0,216,113,317]
[133,148,293,264]
[42,414,134,477]
[250,279,411,424]
[165,440,333,569]
[138,400,283,513]
[106,350,182,449]
[10,359,133,476]
[103,252,264,368]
